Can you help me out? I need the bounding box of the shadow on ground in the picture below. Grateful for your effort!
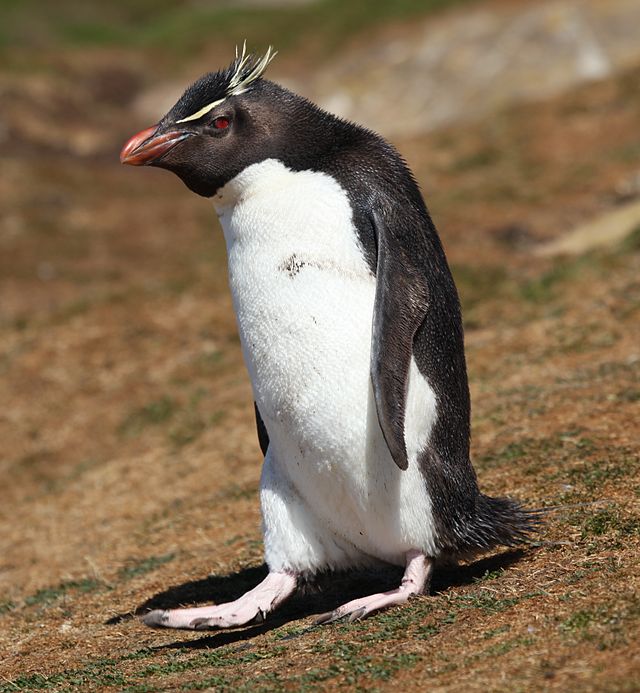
[106,550,528,649]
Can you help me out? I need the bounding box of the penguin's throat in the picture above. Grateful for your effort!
[212,158,290,215]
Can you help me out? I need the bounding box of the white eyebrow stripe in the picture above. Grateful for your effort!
[175,97,226,124]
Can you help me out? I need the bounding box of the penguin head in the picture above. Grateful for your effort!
[121,46,284,197]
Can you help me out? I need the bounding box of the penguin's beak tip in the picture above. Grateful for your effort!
[120,125,159,166]
[120,125,192,166]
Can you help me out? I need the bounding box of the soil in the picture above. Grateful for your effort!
[0,7,639,692]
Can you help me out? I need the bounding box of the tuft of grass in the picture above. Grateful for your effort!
[454,592,520,614]
[581,509,640,539]
[222,483,259,501]
[558,595,640,648]
[117,552,176,580]
[168,417,206,448]
[615,387,640,402]
[167,388,218,449]
[24,578,104,608]
[462,634,536,664]
[482,624,511,639]
[272,624,310,641]
[0,600,16,616]
[449,146,501,172]
[2,657,128,692]
[519,258,585,304]
[474,568,506,582]
[451,263,510,317]
[560,610,594,633]
[566,456,637,491]
[117,389,221,448]
[479,435,560,470]
[196,349,224,373]
[118,396,177,439]
[619,223,640,252]
[416,622,441,638]
[288,643,421,688]
[480,433,629,484]
[481,440,533,467]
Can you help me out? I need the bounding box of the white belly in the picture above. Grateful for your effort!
[214,159,438,570]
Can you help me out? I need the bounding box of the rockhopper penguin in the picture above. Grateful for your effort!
[121,47,536,629]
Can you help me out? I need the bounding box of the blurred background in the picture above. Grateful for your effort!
[1,0,639,690]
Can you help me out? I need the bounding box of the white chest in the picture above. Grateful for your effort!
[213,159,438,565]
[214,159,375,440]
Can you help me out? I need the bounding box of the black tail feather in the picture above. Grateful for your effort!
[447,495,541,558]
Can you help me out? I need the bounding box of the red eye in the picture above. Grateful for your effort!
[213,116,230,130]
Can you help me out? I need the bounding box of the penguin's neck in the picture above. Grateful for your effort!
[212,158,290,217]
[213,158,372,283]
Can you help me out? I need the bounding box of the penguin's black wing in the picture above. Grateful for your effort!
[281,110,469,473]
[369,189,470,473]
[370,206,429,470]
[254,402,269,457]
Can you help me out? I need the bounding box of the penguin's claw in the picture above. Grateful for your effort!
[139,572,297,630]
[141,609,169,628]
[314,610,340,626]
[347,607,367,623]
[314,605,368,626]
[314,551,434,627]
[314,595,411,626]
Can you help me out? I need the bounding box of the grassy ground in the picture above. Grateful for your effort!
[0,0,477,65]
[1,2,639,691]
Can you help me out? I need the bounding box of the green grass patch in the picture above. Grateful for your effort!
[474,568,506,582]
[466,635,535,663]
[620,223,640,252]
[0,600,16,616]
[2,657,128,692]
[449,146,501,172]
[118,396,177,438]
[481,440,536,468]
[1,0,478,59]
[195,348,224,373]
[479,435,562,471]
[560,609,594,633]
[580,509,640,539]
[615,387,640,402]
[117,389,221,448]
[24,578,104,608]
[518,256,591,304]
[451,263,510,317]
[457,248,632,331]
[479,432,623,479]
[221,483,259,501]
[165,387,224,449]
[558,595,640,648]
[482,624,511,639]
[565,456,637,491]
[452,591,521,614]
[117,552,176,580]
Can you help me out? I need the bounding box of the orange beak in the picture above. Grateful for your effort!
[120,125,192,166]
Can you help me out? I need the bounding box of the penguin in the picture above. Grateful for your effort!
[120,46,536,630]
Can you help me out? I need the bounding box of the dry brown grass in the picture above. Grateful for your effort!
[1,41,639,693]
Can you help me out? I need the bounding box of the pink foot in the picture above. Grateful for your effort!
[142,571,297,630]
[315,550,433,625]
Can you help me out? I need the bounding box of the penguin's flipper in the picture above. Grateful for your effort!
[370,209,430,471]
[254,402,269,457]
